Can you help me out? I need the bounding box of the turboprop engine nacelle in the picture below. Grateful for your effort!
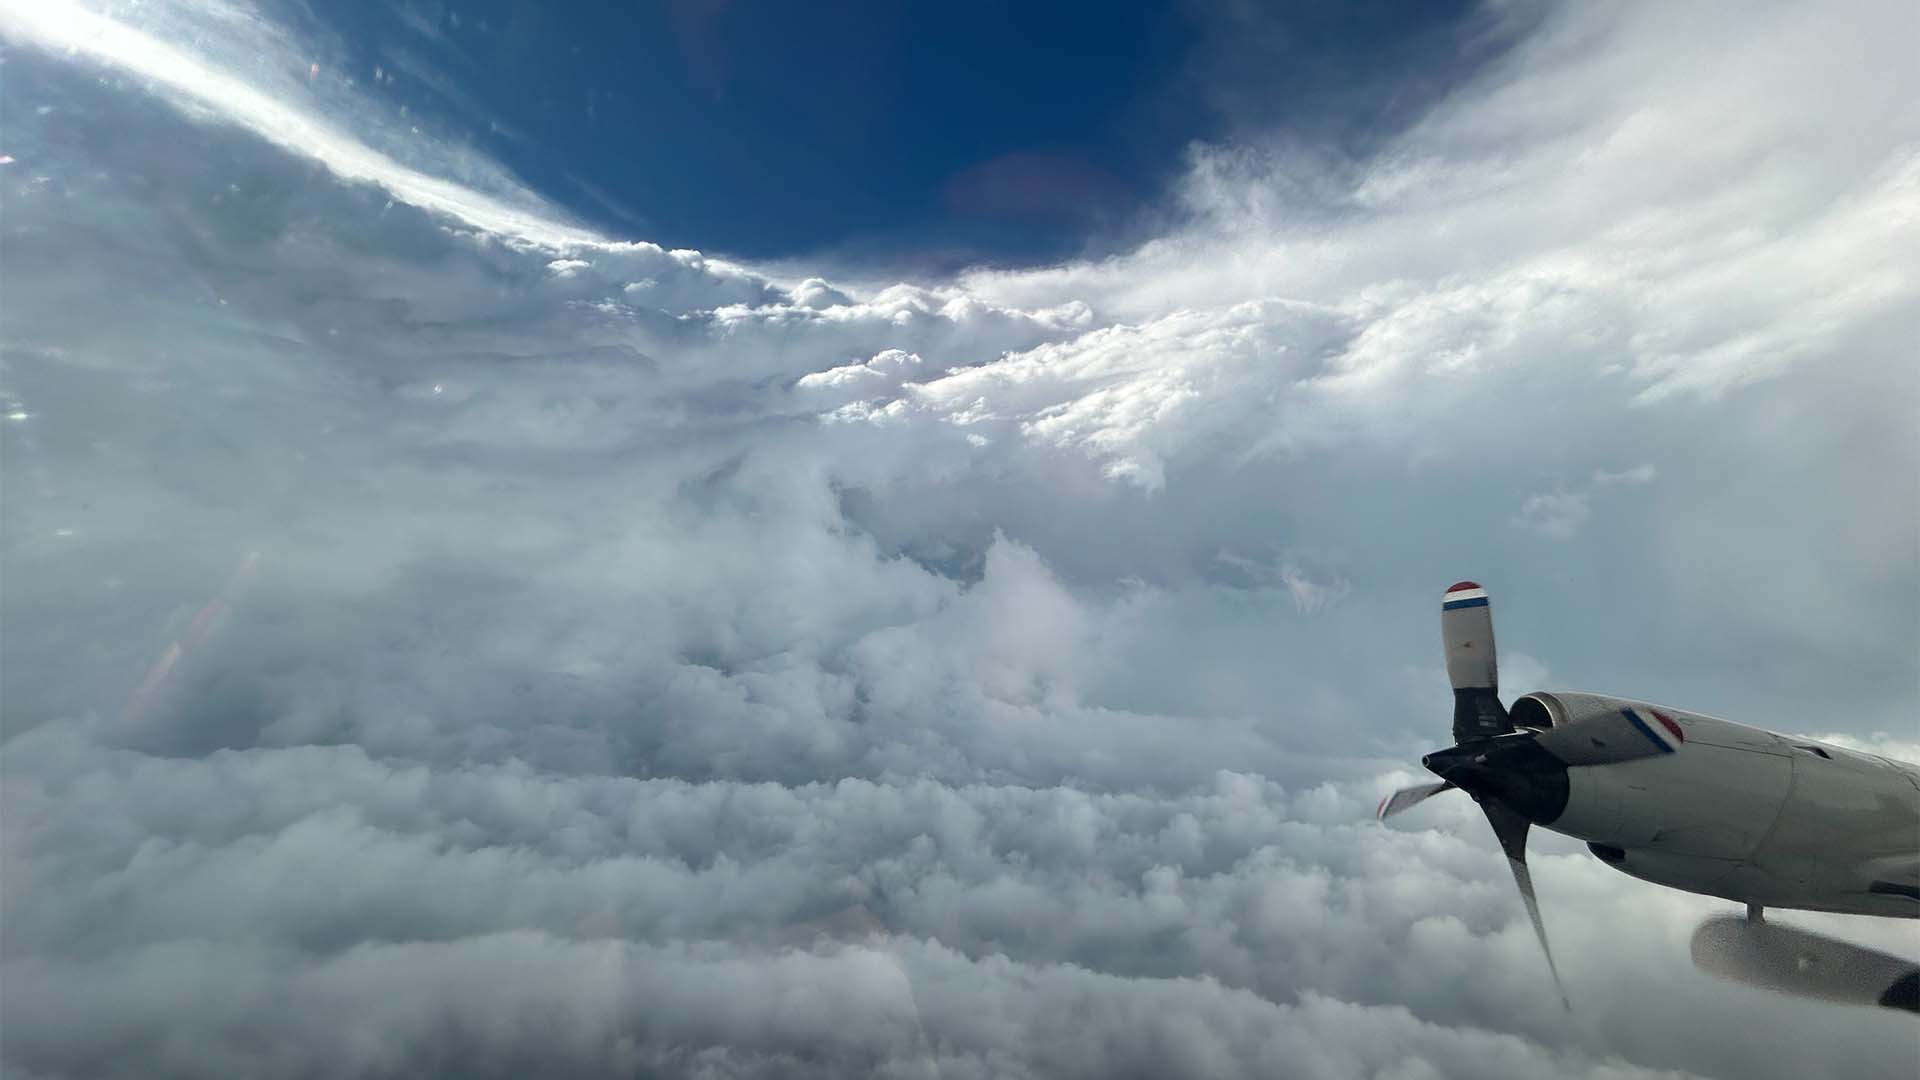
[1509,691,1794,860]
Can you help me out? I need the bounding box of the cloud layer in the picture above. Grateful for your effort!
[2,1,1916,1078]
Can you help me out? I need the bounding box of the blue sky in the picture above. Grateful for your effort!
[288,0,1503,263]
[1,2,1916,1078]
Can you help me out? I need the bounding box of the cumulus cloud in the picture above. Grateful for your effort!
[0,931,1728,1080]
[822,300,1352,491]
[1,2,1915,1079]
[798,348,928,399]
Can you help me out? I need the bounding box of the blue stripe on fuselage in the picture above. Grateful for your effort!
[1442,597,1490,610]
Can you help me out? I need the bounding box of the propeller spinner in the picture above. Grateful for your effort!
[1379,581,1572,1009]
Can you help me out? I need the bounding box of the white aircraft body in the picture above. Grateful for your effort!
[1379,582,1919,1012]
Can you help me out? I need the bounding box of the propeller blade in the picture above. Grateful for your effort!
[1478,797,1572,1010]
[1377,781,1454,820]
[1443,582,1511,742]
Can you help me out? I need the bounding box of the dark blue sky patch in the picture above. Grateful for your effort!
[286,0,1512,266]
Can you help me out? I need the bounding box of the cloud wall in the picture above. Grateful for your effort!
[1,1,1915,1077]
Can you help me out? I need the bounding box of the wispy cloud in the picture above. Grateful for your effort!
[1514,465,1658,539]
[0,0,600,247]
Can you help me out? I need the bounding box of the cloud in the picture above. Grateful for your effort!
[1215,553,1352,615]
[1,2,1916,1079]
[0,0,602,248]
[798,348,928,399]
[1513,466,1656,539]
[1593,465,1657,490]
[1512,491,1593,540]
[0,931,1722,1080]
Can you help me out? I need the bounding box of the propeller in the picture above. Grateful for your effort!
[1480,797,1571,1011]
[1377,581,1572,1009]
[1375,781,1452,820]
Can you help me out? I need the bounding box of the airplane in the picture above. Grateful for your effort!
[1377,581,1919,1012]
